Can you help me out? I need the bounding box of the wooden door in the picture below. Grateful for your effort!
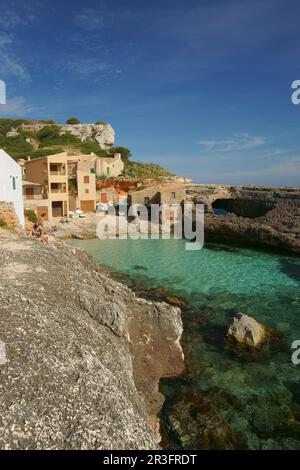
[80,200,95,212]
[101,192,108,203]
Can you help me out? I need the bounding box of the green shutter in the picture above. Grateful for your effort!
[12,177,16,190]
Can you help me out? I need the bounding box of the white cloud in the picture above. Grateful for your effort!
[0,33,29,81]
[65,57,123,82]
[73,6,138,31]
[196,133,265,152]
[73,7,112,31]
[190,156,300,185]
[0,3,37,82]
[0,96,35,117]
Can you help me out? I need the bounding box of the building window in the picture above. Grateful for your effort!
[171,192,176,199]
[12,177,16,190]
[85,189,89,194]
[26,188,34,197]
[144,197,150,205]
[84,176,90,184]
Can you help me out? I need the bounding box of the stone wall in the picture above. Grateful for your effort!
[0,202,21,229]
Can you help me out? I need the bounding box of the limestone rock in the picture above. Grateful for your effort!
[60,123,115,149]
[227,313,266,348]
[0,230,183,449]
[185,184,300,253]
[6,127,19,138]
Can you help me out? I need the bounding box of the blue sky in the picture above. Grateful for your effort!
[0,0,300,185]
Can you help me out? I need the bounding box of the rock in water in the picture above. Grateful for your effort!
[227,313,266,348]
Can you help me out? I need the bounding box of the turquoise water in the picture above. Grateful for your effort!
[68,238,300,449]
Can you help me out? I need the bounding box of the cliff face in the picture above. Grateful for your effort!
[59,123,115,149]
[186,184,300,253]
[0,230,183,449]
[11,121,115,150]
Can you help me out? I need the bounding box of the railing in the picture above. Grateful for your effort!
[24,194,43,200]
[49,171,66,176]
[50,189,67,193]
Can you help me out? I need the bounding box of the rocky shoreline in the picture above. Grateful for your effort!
[48,184,300,255]
[187,184,300,254]
[0,229,184,449]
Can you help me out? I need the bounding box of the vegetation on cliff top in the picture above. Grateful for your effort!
[0,118,173,179]
[0,119,118,159]
[122,159,173,178]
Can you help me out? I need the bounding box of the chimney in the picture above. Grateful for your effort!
[114,153,121,160]
[27,156,31,161]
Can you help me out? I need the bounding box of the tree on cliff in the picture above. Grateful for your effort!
[37,125,60,142]
[66,117,81,125]
[110,146,132,159]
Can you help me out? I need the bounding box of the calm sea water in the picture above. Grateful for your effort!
[68,238,300,449]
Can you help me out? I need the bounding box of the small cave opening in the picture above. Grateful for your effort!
[212,198,274,219]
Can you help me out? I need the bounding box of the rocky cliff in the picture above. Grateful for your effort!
[0,230,183,449]
[59,123,115,149]
[186,184,300,253]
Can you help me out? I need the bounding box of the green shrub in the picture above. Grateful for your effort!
[122,160,173,179]
[0,118,28,136]
[37,126,82,147]
[24,209,37,224]
[78,141,108,156]
[66,117,80,125]
[0,219,8,228]
[95,121,106,125]
[30,148,65,159]
[110,146,132,159]
[0,135,34,159]
[18,130,36,138]
[37,125,60,141]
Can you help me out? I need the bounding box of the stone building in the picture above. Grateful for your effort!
[0,149,24,227]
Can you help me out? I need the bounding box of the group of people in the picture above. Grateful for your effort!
[31,213,49,243]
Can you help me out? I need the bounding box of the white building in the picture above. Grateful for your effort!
[0,149,25,227]
[95,153,124,178]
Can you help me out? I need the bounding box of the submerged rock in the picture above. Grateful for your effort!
[165,296,189,308]
[164,388,247,450]
[227,313,266,347]
[226,313,281,349]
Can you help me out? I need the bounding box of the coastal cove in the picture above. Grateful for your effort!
[68,237,300,450]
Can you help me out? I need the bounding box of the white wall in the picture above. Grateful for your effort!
[0,149,25,227]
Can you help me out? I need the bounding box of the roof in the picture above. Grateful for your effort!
[22,181,43,187]
[25,151,68,163]
[159,183,186,192]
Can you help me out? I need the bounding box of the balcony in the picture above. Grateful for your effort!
[49,171,66,176]
[50,183,67,195]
